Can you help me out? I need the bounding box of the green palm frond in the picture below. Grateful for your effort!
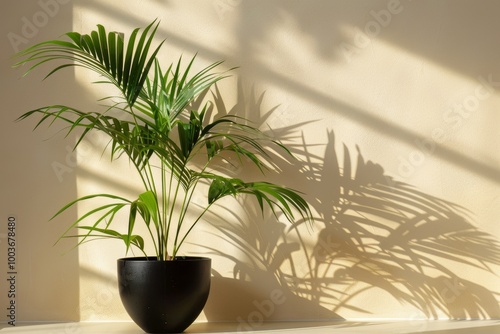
[140,55,230,132]
[15,20,163,106]
[206,175,312,224]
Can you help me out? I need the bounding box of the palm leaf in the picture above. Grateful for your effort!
[15,20,163,107]
[205,175,312,224]
[15,20,313,260]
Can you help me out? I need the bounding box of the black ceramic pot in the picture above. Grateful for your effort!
[117,256,211,333]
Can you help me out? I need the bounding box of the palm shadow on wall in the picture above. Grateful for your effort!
[201,83,500,323]
[306,130,500,319]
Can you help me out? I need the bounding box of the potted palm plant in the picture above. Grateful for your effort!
[14,20,312,333]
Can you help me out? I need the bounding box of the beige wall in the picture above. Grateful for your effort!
[2,0,500,325]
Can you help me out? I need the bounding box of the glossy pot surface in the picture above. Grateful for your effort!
[117,256,211,333]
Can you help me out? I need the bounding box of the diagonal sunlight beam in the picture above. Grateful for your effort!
[76,0,500,184]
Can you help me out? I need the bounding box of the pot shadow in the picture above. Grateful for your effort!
[202,126,500,322]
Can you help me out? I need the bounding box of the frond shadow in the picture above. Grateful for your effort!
[198,80,500,321]
[307,130,500,319]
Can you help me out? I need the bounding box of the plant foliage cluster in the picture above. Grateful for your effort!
[15,20,312,260]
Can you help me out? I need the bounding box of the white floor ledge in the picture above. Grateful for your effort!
[1,320,500,333]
